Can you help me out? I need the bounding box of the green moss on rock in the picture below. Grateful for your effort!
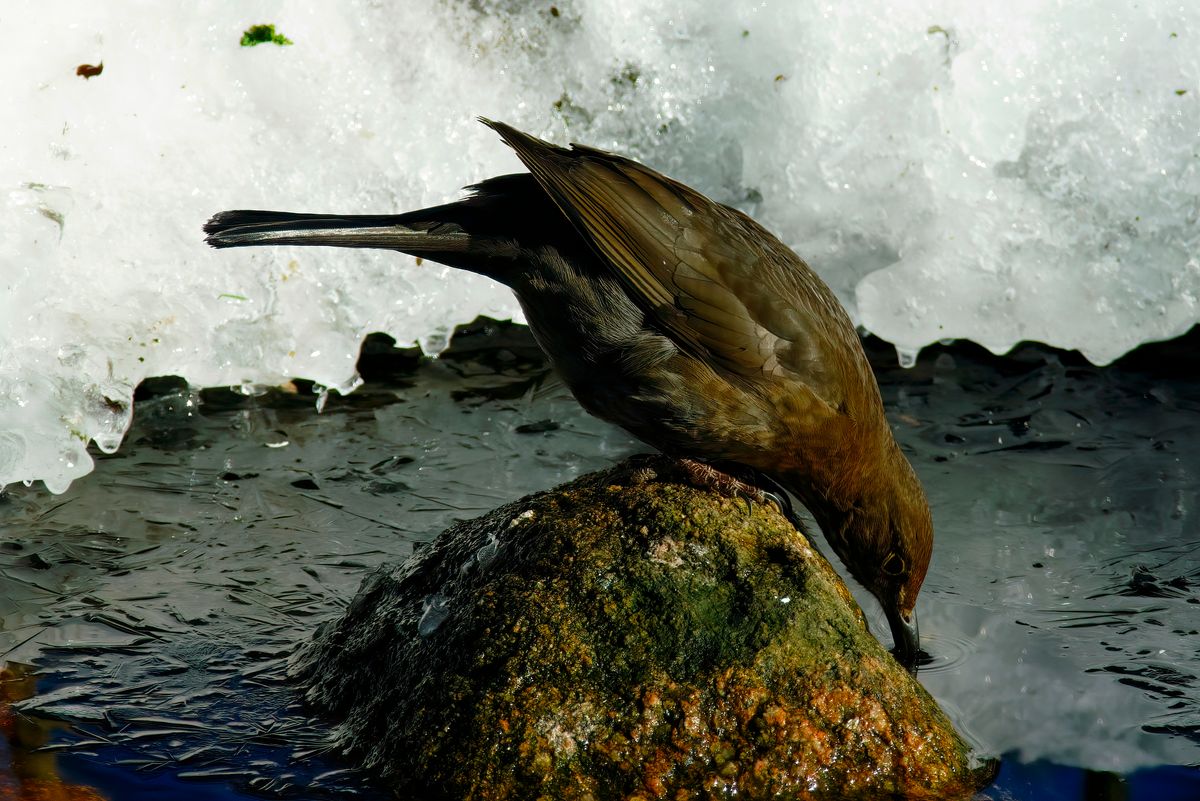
[291,456,994,799]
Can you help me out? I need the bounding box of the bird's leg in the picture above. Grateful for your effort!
[676,459,801,530]
[677,457,767,501]
[676,459,833,559]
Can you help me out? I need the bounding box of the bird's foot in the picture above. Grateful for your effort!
[675,458,794,523]
[677,457,767,502]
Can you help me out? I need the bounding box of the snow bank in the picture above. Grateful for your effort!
[4,1,1198,490]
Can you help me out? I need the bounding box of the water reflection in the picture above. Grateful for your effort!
[1,662,105,800]
[983,754,1200,801]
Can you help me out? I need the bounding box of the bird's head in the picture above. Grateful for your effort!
[821,450,933,671]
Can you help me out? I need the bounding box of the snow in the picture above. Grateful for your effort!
[4,0,1199,491]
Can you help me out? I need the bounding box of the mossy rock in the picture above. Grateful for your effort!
[291,456,993,799]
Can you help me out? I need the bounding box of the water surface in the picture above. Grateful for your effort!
[2,321,1198,799]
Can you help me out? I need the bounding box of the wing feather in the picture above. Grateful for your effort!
[482,119,859,408]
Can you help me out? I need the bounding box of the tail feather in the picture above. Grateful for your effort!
[203,168,564,285]
[203,210,470,253]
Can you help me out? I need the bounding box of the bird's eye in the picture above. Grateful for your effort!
[882,552,906,576]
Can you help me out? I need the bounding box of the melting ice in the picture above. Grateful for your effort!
[4,0,1200,491]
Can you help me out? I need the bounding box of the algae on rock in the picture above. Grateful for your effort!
[291,456,993,800]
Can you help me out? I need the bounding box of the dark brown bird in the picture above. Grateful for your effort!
[204,119,932,667]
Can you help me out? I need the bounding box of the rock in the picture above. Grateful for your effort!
[291,456,993,800]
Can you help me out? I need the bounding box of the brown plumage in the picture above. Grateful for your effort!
[204,119,932,667]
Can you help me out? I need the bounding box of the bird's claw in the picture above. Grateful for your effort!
[759,489,789,518]
[734,488,790,521]
[736,492,757,518]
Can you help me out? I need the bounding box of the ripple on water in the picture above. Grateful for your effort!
[917,630,978,675]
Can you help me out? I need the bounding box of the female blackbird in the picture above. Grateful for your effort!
[204,119,931,667]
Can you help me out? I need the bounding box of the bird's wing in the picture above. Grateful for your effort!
[483,119,859,408]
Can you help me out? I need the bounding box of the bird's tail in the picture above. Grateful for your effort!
[204,173,557,283]
[204,209,471,256]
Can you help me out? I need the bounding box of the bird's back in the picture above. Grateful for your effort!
[481,120,882,429]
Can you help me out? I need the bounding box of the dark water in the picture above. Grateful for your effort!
[2,320,1199,799]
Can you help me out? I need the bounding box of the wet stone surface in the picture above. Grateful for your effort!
[294,455,990,800]
[2,320,1200,798]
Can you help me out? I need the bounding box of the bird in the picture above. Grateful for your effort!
[204,119,932,668]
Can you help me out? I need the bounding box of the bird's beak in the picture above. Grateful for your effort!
[886,604,920,673]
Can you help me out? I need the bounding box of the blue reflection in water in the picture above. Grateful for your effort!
[985,755,1200,801]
